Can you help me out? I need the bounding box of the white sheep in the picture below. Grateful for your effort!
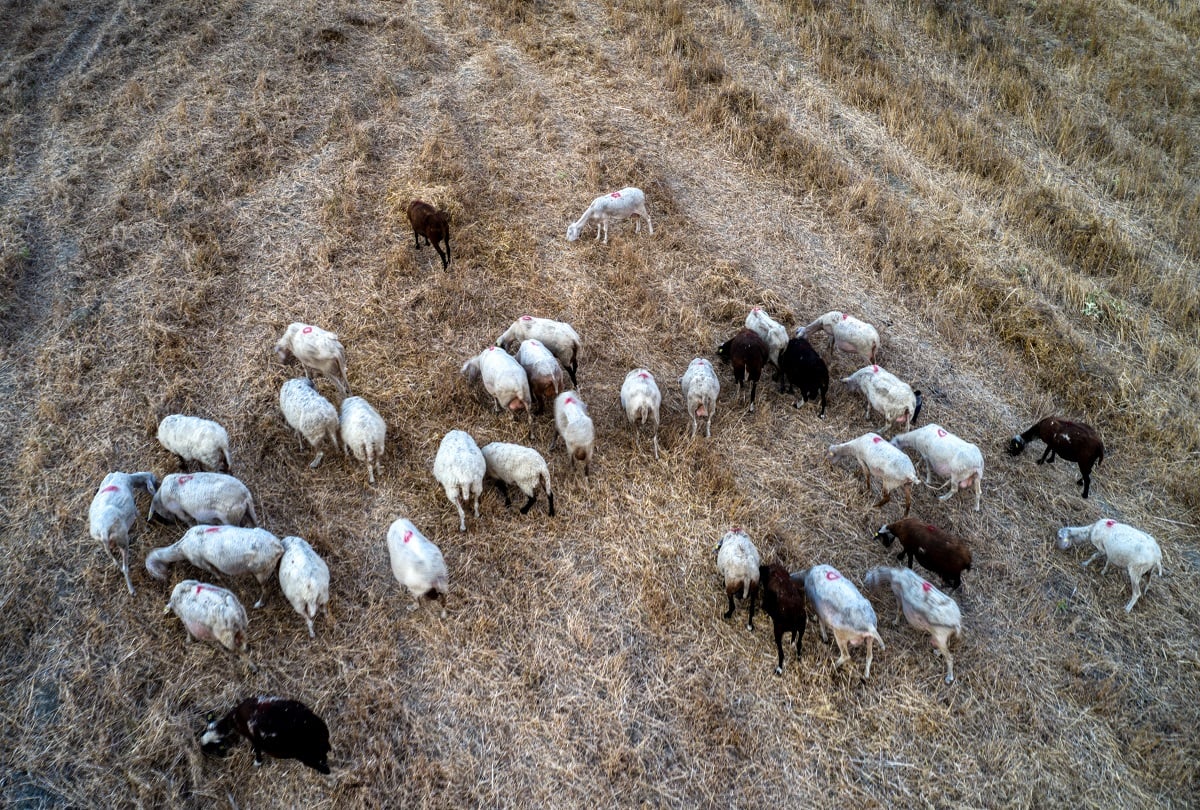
[461,346,532,430]
[827,432,921,516]
[681,357,720,439]
[147,472,258,527]
[433,429,486,532]
[566,186,653,245]
[164,579,251,665]
[145,525,284,608]
[620,368,662,459]
[386,518,448,617]
[745,307,788,367]
[799,311,880,365]
[157,414,232,472]
[841,364,922,434]
[278,535,331,638]
[715,529,760,631]
[88,471,157,596]
[280,377,341,469]
[552,391,595,477]
[804,564,886,679]
[1057,519,1164,613]
[339,395,386,484]
[864,566,962,684]
[273,322,349,394]
[497,316,583,389]
[890,424,984,511]
[515,339,565,413]
[481,441,555,517]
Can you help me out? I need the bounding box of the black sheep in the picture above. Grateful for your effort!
[758,563,808,676]
[775,336,829,417]
[1007,416,1104,498]
[200,696,331,774]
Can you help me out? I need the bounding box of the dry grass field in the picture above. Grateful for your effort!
[2,0,1198,806]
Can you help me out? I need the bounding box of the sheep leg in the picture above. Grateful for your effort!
[253,578,268,609]
[1079,467,1092,498]
[452,498,467,533]
[472,491,480,520]
[724,592,737,620]
[773,625,786,675]
[818,618,830,643]
[873,487,893,509]
[894,604,902,626]
[652,429,660,461]
[902,483,913,517]
[305,615,316,638]
[494,480,512,508]
[974,476,981,511]
[934,633,955,683]
[119,545,135,596]
[748,379,758,413]
[519,494,537,515]
[1081,550,1104,569]
[1037,446,1055,464]
[1124,573,1144,613]
[309,449,325,469]
[833,635,851,669]
[434,242,448,270]
[863,637,875,680]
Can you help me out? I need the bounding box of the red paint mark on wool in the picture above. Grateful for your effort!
[842,313,849,320]
[610,191,622,198]
[638,372,649,379]
[937,428,948,437]
[521,315,532,321]
[100,485,119,494]
[753,307,761,313]
[487,346,497,351]
[302,326,313,334]
[873,436,882,443]
[565,397,576,405]
[205,526,222,533]
[178,475,194,485]
[922,582,932,592]
[1106,519,1116,527]
[403,531,413,544]
[926,525,936,532]
[872,365,879,372]
[825,571,840,580]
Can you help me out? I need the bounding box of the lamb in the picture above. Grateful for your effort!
[890,424,984,511]
[566,186,653,244]
[826,433,921,516]
[776,336,828,417]
[619,368,661,459]
[279,377,341,469]
[745,307,788,366]
[804,564,885,679]
[681,357,720,438]
[515,339,564,414]
[339,395,386,484]
[714,529,760,631]
[873,518,973,591]
[1056,519,1163,613]
[841,365,923,433]
[201,697,331,774]
[157,414,231,472]
[278,536,331,638]
[552,391,596,477]
[163,579,250,663]
[759,563,809,676]
[461,346,533,431]
[481,441,556,517]
[1008,416,1105,499]
[432,430,486,532]
[497,315,583,388]
[145,525,284,609]
[799,311,880,365]
[88,471,157,596]
[147,472,258,528]
[273,322,349,394]
[717,328,770,413]
[406,199,451,270]
[864,566,963,684]
[386,518,449,617]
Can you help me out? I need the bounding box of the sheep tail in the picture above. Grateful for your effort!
[221,446,232,472]
[540,468,553,498]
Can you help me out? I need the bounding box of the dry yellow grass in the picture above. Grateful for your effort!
[1,0,1198,806]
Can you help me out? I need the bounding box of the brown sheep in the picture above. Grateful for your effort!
[873,518,972,591]
[406,199,451,270]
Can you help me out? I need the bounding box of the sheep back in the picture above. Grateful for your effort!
[149,472,257,527]
[166,579,249,653]
[157,414,232,472]
[386,518,449,601]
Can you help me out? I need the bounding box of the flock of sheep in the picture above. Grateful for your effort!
[84,186,1166,771]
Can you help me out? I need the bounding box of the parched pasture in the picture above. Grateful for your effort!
[1,0,1198,807]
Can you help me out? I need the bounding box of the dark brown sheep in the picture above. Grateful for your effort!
[1007,416,1104,498]
[758,563,808,675]
[200,696,331,774]
[873,518,972,591]
[717,328,770,412]
[406,199,451,270]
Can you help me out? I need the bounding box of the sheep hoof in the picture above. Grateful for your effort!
[774,666,783,676]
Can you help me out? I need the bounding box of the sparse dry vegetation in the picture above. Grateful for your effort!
[1,0,1198,806]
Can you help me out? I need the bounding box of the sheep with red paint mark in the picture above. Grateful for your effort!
[515,339,564,414]
[552,391,595,477]
[745,307,788,366]
[147,472,258,528]
[841,364,923,434]
[387,518,448,617]
[89,471,157,596]
[1008,416,1104,499]
[799,311,880,365]
[873,518,973,591]
[164,579,251,663]
[681,357,720,439]
[432,430,486,532]
[804,565,885,679]
[718,328,770,413]
[278,536,330,638]
[758,563,808,675]
[1056,519,1162,613]
[497,316,583,389]
[827,433,921,516]
[715,529,760,632]
[145,525,284,608]
[274,322,349,394]
[461,345,533,430]
[620,368,662,459]
[566,186,653,244]
[891,424,984,511]
[157,414,232,473]
[406,199,451,270]
[201,696,331,774]
[865,566,963,683]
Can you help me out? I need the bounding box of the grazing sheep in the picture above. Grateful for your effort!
[745,307,788,366]
[827,433,921,516]
[841,365,923,433]
[157,414,231,472]
[1008,416,1104,499]
[1057,519,1163,613]
[278,536,331,638]
[481,441,556,517]
[799,311,880,365]
[718,328,770,413]
[804,565,885,679]
[681,357,720,438]
[88,471,157,596]
[776,335,828,417]
[552,391,596,477]
[566,186,653,244]
[715,529,760,631]
[201,697,331,774]
[145,525,284,609]
[386,518,449,617]
[148,472,258,528]
[515,339,565,414]
[273,322,349,394]
[873,518,973,591]
[339,395,386,484]
[406,199,451,270]
[865,566,963,684]
[759,563,809,675]
[497,316,583,389]
[620,368,662,459]
[432,430,486,532]
[891,424,984,511]
[163,579,250,663]
[280,377,341,469]
[461,346,533,430]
